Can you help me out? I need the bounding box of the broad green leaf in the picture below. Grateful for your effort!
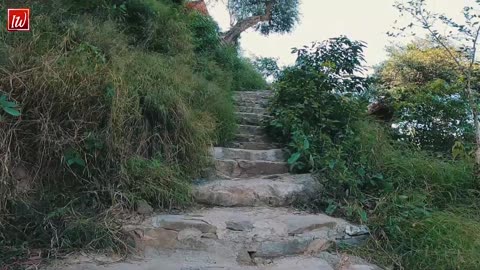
[303,137,310,150]
[325,203,337,215]
[67,157,86,167]
[328,160,337,169]
[0,100,17,108]
[3,107,21,116]
[359,210,368,222]
[288,152,301,164]
[357,167,366,177]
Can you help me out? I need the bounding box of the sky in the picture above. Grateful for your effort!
[207,0,471,71]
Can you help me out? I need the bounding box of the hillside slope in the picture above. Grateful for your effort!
[0,0,267,266]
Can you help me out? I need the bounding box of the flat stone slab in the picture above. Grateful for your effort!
[238,124,265,136]
[186,207,346,243]
[125,207,348,253]
[193,174,314,207]
[236,105,266,114]
[215,159,288,178]
[45,252,381,270]
[227,141,283,150]
[234,90,273,98]
[151,215,217,233]
[236,112,271,125]
[234,133,271,143]
[214,147,285,162]
[281,215,338,235]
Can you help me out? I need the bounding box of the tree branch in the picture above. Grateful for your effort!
[222,0,274,45]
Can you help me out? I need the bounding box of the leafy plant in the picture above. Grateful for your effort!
[391,0,480,166]
[374,42,474,153]
[64,148,86,168]
[253,56,280,81]
[223,0,300,44]
[267,36,479,269]
[0,94,21,121]
[267,36,368,172]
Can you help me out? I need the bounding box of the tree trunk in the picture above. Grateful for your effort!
[222,0,274,45]
[466,79,480,167]
[474,111,480,165]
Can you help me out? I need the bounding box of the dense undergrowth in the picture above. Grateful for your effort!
[267,37,479,269]
[0,0,266,267]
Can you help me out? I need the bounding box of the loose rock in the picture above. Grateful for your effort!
[136,200,154,215]
[226,220,254,231]
[177,228,202,241]
[151,215,217,234]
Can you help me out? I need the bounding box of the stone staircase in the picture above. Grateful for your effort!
[48,91,380,270]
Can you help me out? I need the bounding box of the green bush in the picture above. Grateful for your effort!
[268,36,479,269]
[374,42,474,153]
[267,36,368,173]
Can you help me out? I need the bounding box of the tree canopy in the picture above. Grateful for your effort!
[222,0,300,44]
[375,41,473,153]
[378,41,461,88]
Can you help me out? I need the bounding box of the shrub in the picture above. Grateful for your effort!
[268,36,479,269]
[267,36,368,172]
[374,42,474,153]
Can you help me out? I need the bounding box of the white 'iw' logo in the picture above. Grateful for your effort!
[11,12,28,29]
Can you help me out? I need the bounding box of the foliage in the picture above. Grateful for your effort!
[391,0,480,165]
[123,157,192,209]
[268,36,479,269]
[0,94,21,122]
[187,11,267,93]
[378,41,460,88]
[253,56,280,81]
[232,58,269,91]
[227,0,299,35]
[374,43,474,152]
[267,36,368,172]
[374,42,474,153]
[293,118,478,270]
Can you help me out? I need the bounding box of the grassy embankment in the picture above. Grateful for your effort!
[0,0,266,266]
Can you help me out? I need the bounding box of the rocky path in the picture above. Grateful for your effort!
[48,91,380,270]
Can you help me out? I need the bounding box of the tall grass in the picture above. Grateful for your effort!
[293,119,478,269]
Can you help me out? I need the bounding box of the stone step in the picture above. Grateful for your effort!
[234,99,270,108]
[194,174,315,207]
[236,105,266,114]
[122,207,372,263]
[215,159,289,178]
[238,124,264,136]
[236,112,271,125]
[227,141,283,150]
[50,253,380,270]
[234,133,271,143]
[214,147,285,162]
[234,90,274,99]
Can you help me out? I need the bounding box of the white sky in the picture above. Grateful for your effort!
[208,0,471,70]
